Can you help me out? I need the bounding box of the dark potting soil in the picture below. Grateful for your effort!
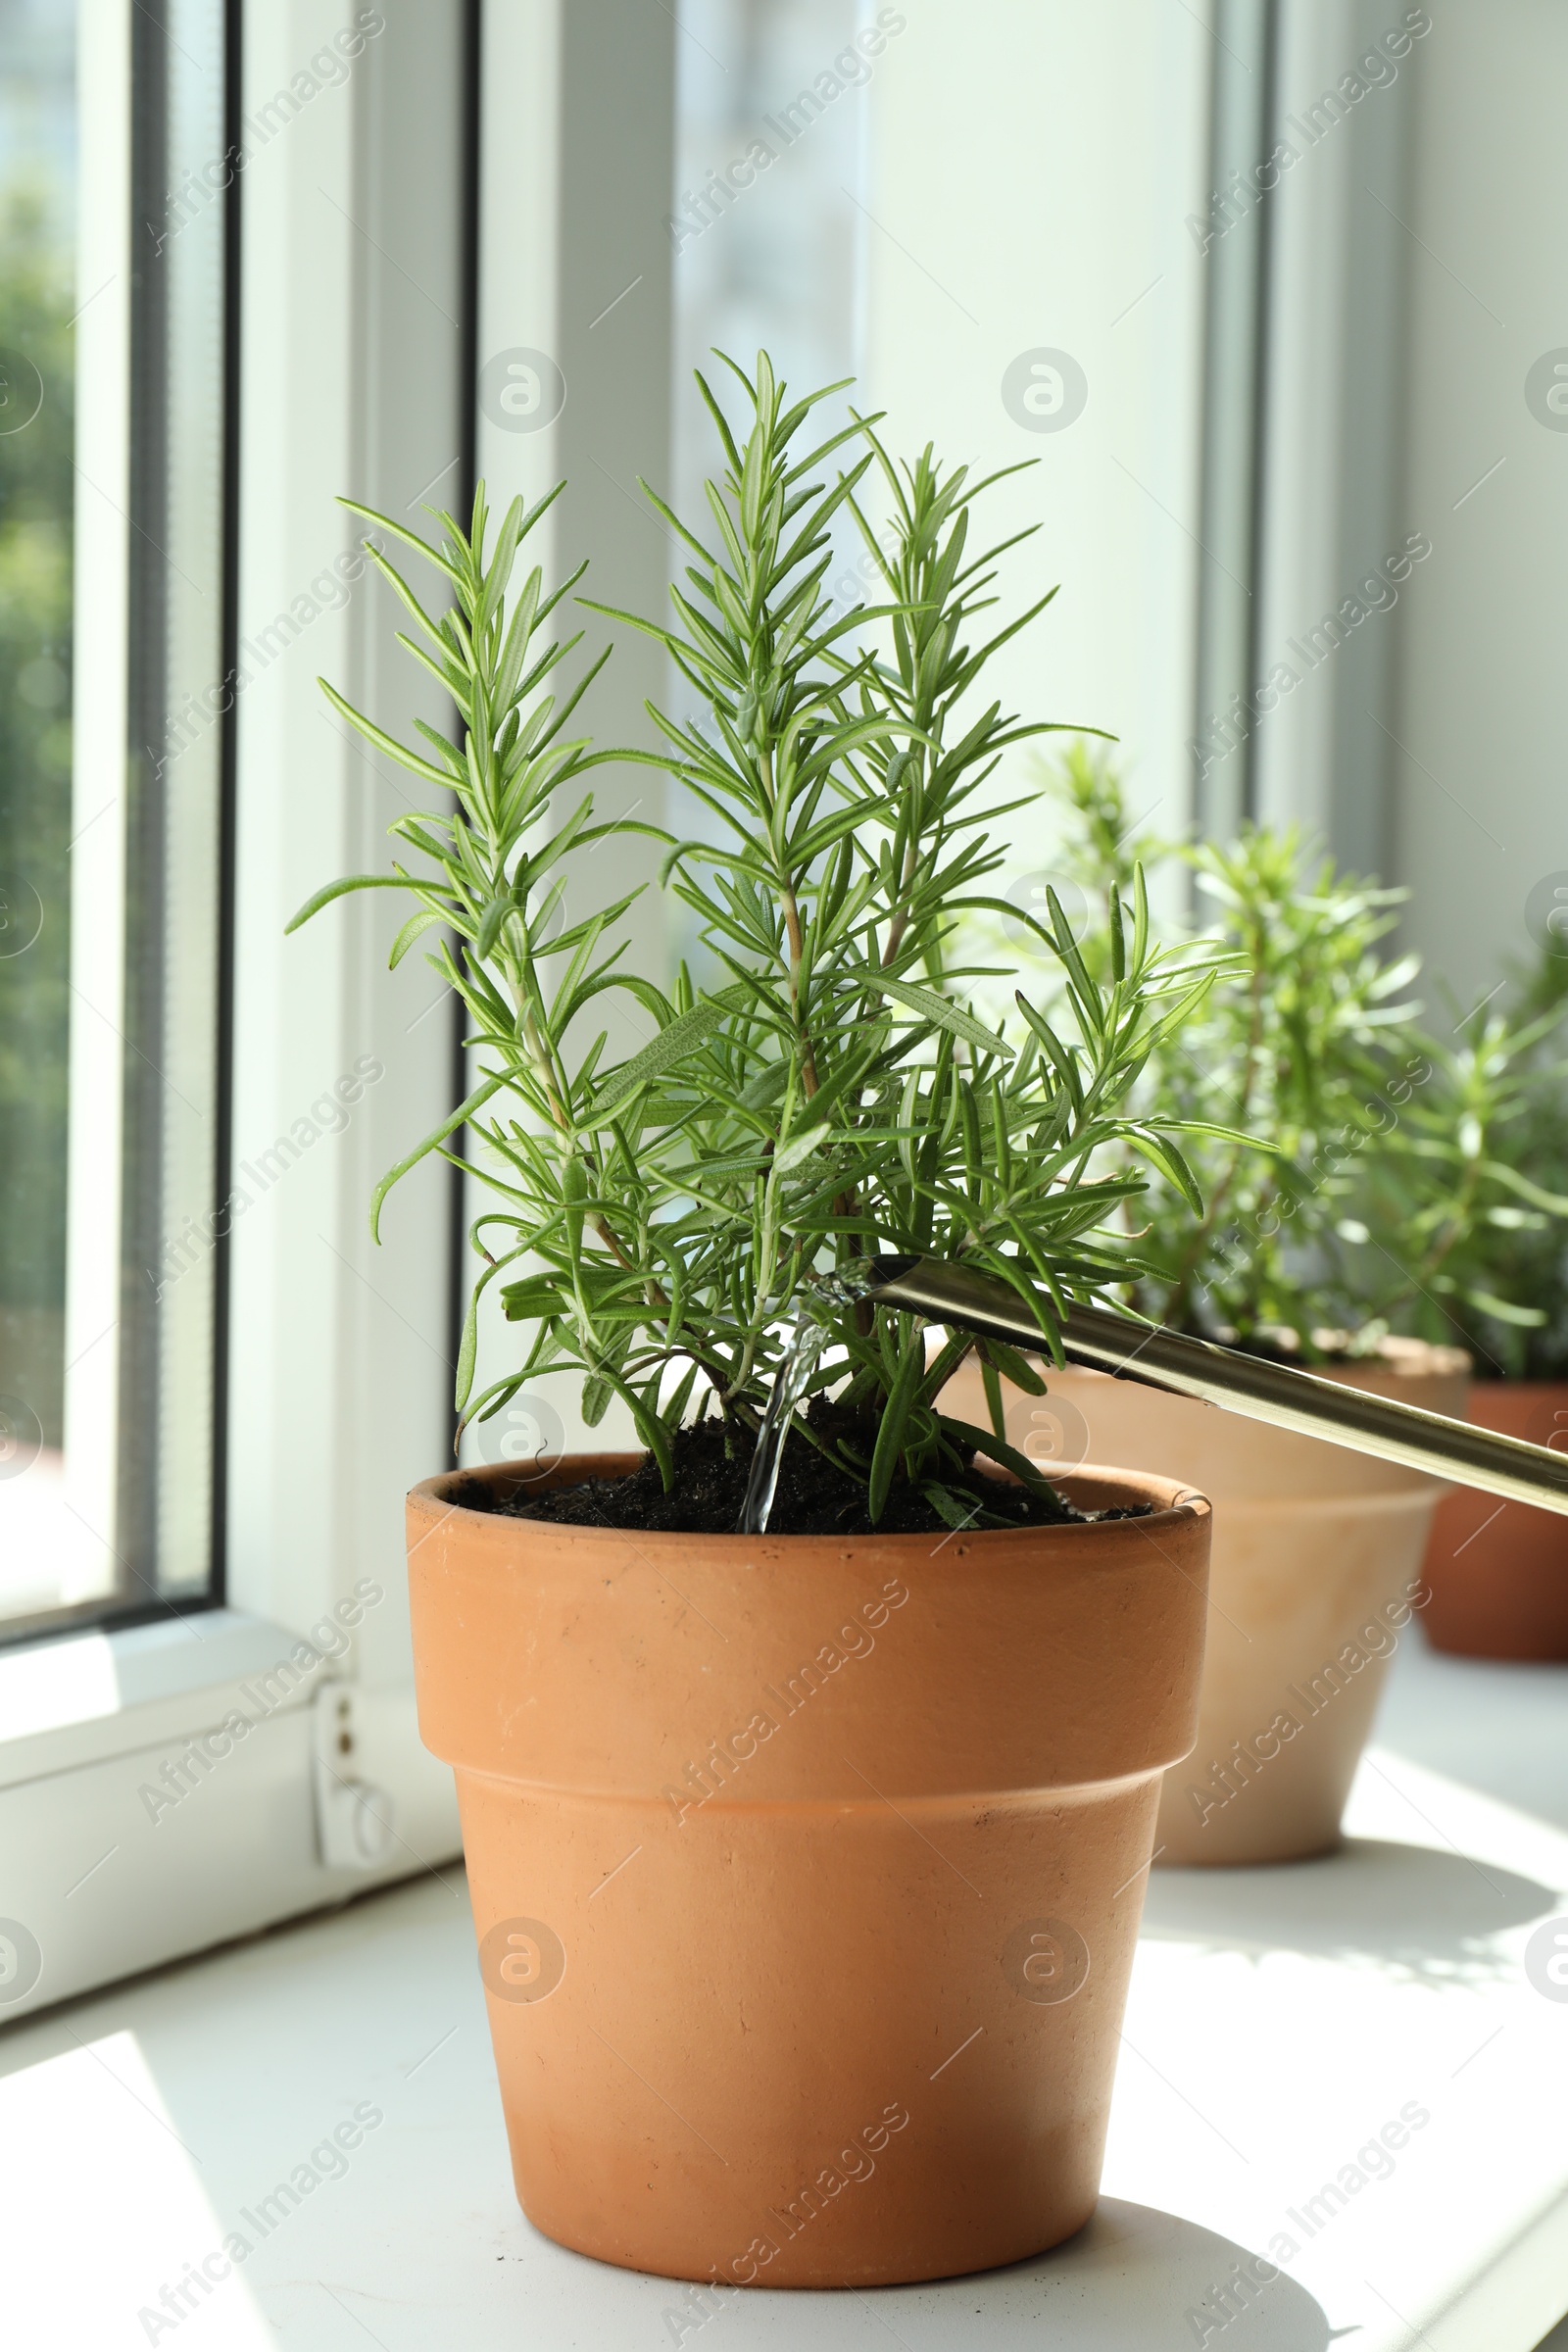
[466,1410,1148,1538]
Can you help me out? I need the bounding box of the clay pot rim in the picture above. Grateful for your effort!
[1465,1376,1568,1395]
[1182,1480,1451,1513]
[411,1453,1210,1550]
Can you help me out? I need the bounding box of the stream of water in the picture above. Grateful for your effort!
[734,1266,883,1536]
[734,1308,829,1537]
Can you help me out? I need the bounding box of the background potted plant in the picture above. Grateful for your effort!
[291,357,1232,2286]
[1344,951,1568,1660]
[944,747,1469,1866]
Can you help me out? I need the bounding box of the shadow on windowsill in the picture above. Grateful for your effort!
[1140,1837,1558,1986]
[869,2197,1335,2347]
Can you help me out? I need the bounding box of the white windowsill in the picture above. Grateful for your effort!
[0,1610,326,1791]
[1,1630,1565,2350]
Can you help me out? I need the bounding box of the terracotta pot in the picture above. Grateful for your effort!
[406,1454,1211,2287]
[941,1342,1468,1867]
[1421,1381,1568,1660]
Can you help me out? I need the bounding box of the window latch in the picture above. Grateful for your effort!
[313,1686,395,1870]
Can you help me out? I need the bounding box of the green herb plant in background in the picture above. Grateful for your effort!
[1040,745,1425,1357]
[1340,949,1568,1378]
[1038,745,1568,1369]
[290,353,1241,1529]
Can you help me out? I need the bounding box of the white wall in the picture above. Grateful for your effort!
[1389,0,1568,1011]
[860,0,1213,873]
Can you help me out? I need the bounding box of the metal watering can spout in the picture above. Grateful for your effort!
[864,1254,1568,1519]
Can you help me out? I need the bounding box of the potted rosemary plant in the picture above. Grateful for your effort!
[291,357,1231,2286]
[945,750,1468,1866]
[1347,955,1568,1660]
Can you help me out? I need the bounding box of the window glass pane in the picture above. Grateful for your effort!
[119,0,227,1602]
[670,0,864,501]
[0,0,227,1640]
[0,0,76,1628]
[667,0,869,956]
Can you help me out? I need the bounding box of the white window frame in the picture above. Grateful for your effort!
[3,0,472,2018]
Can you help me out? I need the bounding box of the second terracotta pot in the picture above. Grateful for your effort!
[942,1343,1468,1866]
[1420,1380,1568,1659]
[407,1455,1210,2286]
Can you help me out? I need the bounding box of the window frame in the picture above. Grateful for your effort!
[2,0,474,2019]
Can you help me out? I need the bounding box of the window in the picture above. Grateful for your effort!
[117,0,232,1612]
[0,0,77,1632]
[0,0,230,1642]
[669,0,865,553]
[2,1,466,2018]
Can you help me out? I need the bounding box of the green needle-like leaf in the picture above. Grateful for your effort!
[296,353,1248,1504]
